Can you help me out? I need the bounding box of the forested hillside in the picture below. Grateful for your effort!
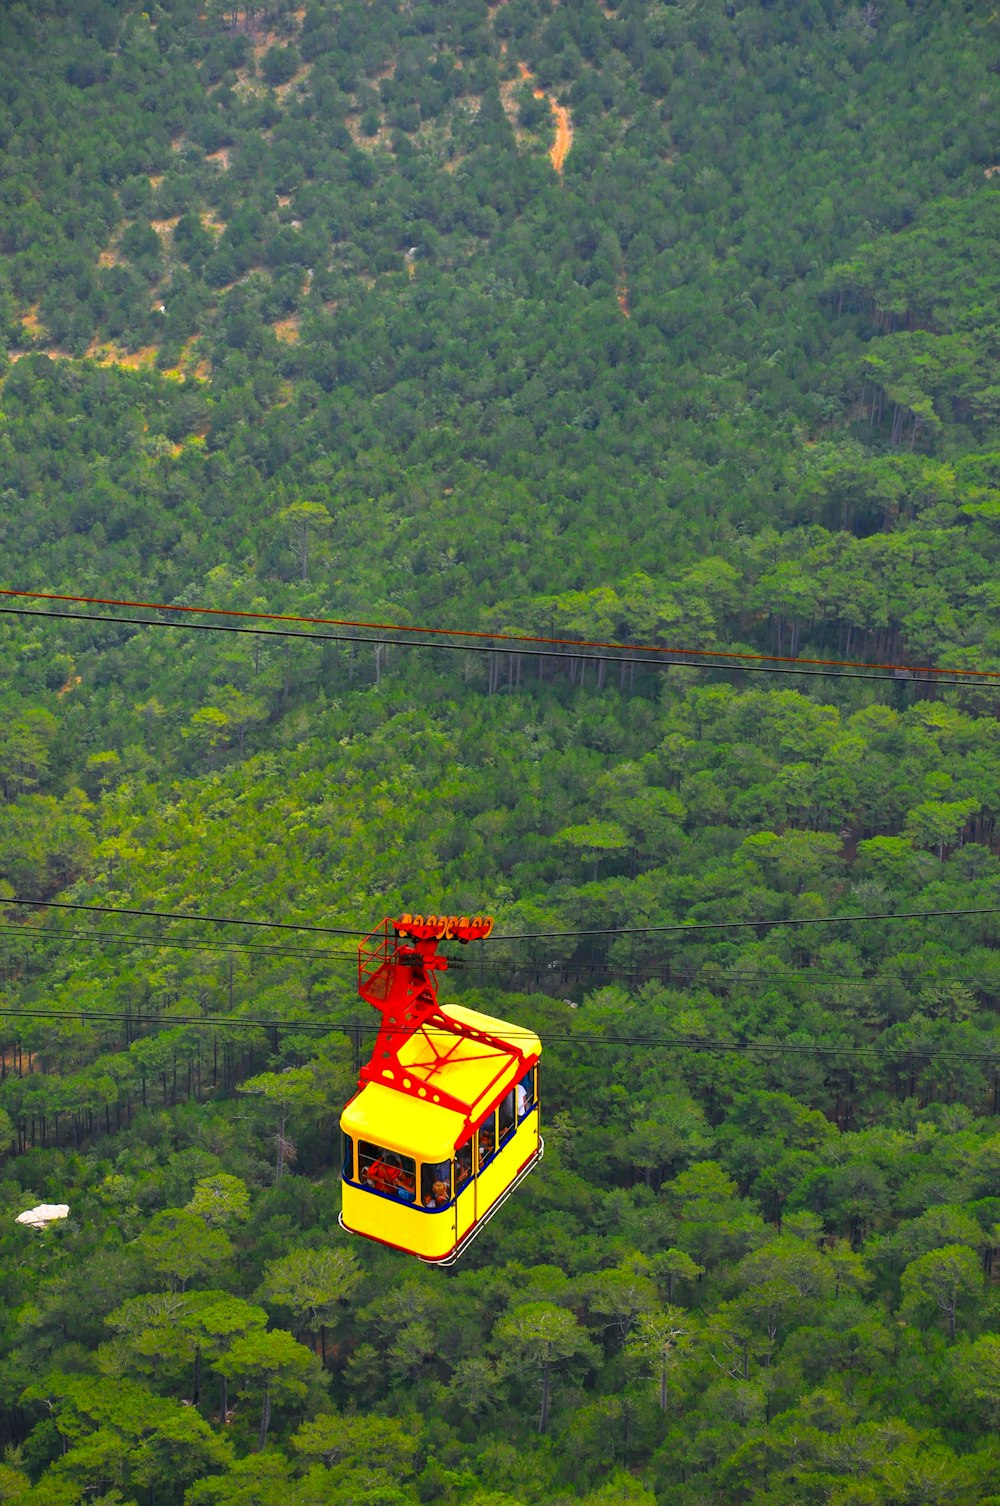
[1,1,1000,1503]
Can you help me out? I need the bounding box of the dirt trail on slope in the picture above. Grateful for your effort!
[550,100,572,173]
[517,61,572,174]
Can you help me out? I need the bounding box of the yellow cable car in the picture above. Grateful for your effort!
[339,914,542,1264]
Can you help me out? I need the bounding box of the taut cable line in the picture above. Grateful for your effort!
[1,599,998,690]
[3,925,1000,999]
[0,605,981,689]
[2,587,998,681]
[0,921,357,962]
[0,1004,996,1067]
[487,905,1000,939]
[7,896,365,936]
[7,895,1000,942]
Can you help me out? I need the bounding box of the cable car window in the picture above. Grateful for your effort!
[517,1068,536,1121]
[342,1132,354,1180]
[358,1141,417,1202]
[477,1112,497,1172]
[420,1159,452,1209]
[499,1088,516,1144]
[455,1137,473,1192]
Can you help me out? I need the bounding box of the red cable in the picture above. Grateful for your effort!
[1,587,997,680]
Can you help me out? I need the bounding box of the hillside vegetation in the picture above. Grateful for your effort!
[1,2,1000,1504]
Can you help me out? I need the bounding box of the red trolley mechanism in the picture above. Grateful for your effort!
[339,914,543,1264]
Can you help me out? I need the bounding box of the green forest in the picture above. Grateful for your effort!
[1,0,999,1501]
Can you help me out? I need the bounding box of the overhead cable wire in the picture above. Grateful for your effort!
[489,905,1000,940]
[7,895,1000,944]
[0,926,982,988]
[0,1004,996,1066]
[2,925,999,999]
[7,895,365,937]
[1,602,997,690]
[0,923,358,963]
[489,958,1000,993]
[2,587,998,682]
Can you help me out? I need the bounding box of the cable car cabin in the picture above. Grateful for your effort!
[339,915,542,1265]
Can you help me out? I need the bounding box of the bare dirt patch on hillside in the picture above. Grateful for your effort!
[514,61,573,173]
[273,315,301,343]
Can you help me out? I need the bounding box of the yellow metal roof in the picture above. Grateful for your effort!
[341,1082,462,1162]
[440,1001,542,1059]
[340,1001,540,1162]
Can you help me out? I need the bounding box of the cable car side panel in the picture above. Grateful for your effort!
[340,1107,541,1262]
[477,1104,540,1216]
[340,1179,459,1262]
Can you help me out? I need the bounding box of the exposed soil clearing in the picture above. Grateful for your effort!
[8,349,72,364]
[10,344,167,376]
[616,278,631,318]
[498,75,521,127]
[162,336,211,382]
[0,1047,37,1076]
[345,113,391,149]
[550,100,572,174]
[274,63,311,100]
[89,343,160,370]
[20,306,45,339]
[273,316,301,343]
[517,62,572,174]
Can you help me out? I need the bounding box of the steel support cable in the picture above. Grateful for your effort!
[4,920,1000,1007]
[0,1003,996,1065]
[2,586,998,683]
[1,933,1000,1006]
[2,926,999,999]
[7,895,365,937]
[7,895,1000,945]
[1,603,998,690]
[489,906,1000,940]
[477,959,1000,993]
[0,923,358,963]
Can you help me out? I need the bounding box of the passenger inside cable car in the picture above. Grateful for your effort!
[347,1065,539,1216]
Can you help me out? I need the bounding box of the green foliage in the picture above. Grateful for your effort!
[21,1374,232,1498]
[259,1248,360,1336]
[0,1,997,1501]
[187,1174,251,1229]
[135,1210,235,1292]
[900,1244,982,1342]
[216,1329,326,1449]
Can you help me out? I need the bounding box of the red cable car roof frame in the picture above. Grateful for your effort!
[355,916,536,1137]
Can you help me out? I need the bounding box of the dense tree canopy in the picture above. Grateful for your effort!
[0,1,998,1503]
